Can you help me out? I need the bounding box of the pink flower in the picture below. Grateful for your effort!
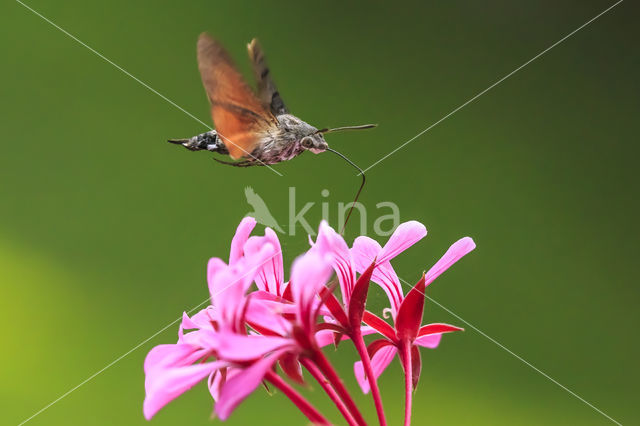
[351,221,427,317]
[143,216,476,426]
[352,236,475,393]
[352,235,475,426]
[143,339,226,420]
[144,219,278,420]
[214,247,340,420]
[144,219,337,422]
[307,221,430,426]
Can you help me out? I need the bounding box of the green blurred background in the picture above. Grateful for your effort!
[1,0,638,424]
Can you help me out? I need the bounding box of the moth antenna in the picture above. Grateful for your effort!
[326,148,366,235]
[317,124,377,134]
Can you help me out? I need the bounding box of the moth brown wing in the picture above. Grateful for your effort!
[247,38,288,116]
[197,33,276,159]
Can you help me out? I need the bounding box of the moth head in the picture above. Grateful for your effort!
[301,135,328,154]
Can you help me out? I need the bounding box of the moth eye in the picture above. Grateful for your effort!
[301,137,313,148]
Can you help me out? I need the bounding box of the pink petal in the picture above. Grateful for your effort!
[351,236,383,271]
[354,345,397,394]
[249,291,297,316]
[209,368,241,402]
[414,333,442,349]
[216,333,294,362]
[359,325,378,338]
[378,221,427,264]
[144,360,225,420]
[178,308,217,342]
[215,349,287,420]
[425,237,476,287]
[184,307,216,329]
[209,266,248,329]
[315,329,349,347]
[240,242,278,293]
[178,328,219,349]
[208,370,222,402]
[144,344,202,374]
[210,244,276,330]
[290,251,332,332]
[352,237,403,315]
[245,297,291,336]
[244,227,284,295]
[229,217,257,264]
[180,311,202,331]
[313,319,378,347]
[207,257,227,300]
[313,221,356,305]
[370,261,403,315]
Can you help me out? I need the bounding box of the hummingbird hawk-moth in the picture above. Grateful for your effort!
[169,33,375,231]
[169,33,375,168]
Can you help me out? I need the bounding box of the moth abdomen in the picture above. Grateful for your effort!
[168,130,228,154]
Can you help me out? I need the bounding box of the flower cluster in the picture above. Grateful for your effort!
[143,217,475,425]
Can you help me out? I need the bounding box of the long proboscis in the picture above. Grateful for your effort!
[317,124,377,134]
[326,148,366,235]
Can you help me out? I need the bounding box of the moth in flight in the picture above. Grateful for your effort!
[169,33,375,230]
[169,33,375,168]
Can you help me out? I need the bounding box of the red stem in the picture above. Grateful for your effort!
[350,328,387,426]
[301,358,358,426]
[311,349,368,426]
[265,370,330,426]
[400,342,413,426]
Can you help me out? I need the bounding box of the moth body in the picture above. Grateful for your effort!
[170,130,226,153]
[252,114,328,164]
[170,114,328,165]
[168,34,371,167]
[166,33,374,229]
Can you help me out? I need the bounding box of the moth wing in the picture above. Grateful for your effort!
[247,38,288,116]
[197,33,276,159]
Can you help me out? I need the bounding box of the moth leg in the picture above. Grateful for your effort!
[213,158,259,168]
